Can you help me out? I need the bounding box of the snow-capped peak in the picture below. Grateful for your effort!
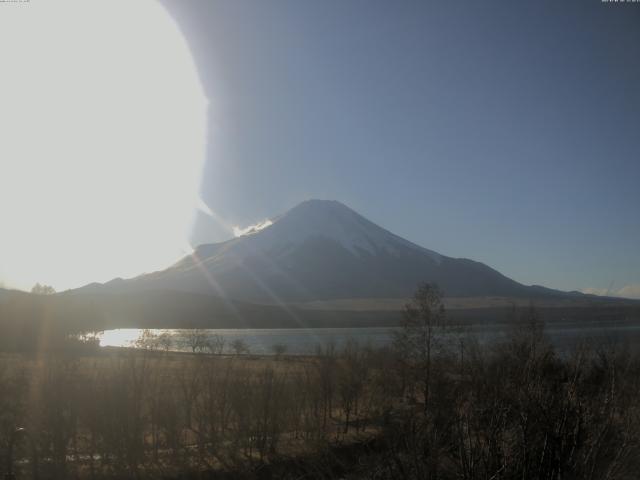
[240,199,442,261]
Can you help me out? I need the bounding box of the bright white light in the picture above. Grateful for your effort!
[233,220,274,237]
[0,0,207,291]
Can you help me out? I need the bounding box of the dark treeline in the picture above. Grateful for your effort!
[0,285,640,478]
[0,292,98,353]
[0,290,405,349]
[2,288,639,351]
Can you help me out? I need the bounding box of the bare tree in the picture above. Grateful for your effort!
[231,339,250,356]
[186,329,208,353]
[158,332,173,352]
[205,334,226,355]
[30,283,56,295]
[135,329,159,350]
[394,283,446,413]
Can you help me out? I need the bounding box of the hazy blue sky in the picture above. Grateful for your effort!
[160,0,640,296]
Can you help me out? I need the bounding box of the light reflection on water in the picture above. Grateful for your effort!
[97,327,399,355]
[96,322,640,355]
[100,329,145,348]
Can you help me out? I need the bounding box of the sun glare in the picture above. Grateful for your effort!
[0,0,207,291]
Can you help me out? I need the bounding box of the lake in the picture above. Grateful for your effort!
[97,321,640,355]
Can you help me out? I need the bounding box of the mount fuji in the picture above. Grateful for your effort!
[81,199,577,304]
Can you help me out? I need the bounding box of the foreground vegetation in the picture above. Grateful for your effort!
[1,286,640,479]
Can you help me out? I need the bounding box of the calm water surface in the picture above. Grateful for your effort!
[98,322,640,355]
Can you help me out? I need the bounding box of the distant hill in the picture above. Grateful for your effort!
[5,286,639,335]
[77,199,604,304]
[1,288,403,333]
[0,287,27,302]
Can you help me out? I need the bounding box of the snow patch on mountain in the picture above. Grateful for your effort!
[233,219,273,237]
[239,200,443,262]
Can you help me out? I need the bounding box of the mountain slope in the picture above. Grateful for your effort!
[82,199,578,303]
